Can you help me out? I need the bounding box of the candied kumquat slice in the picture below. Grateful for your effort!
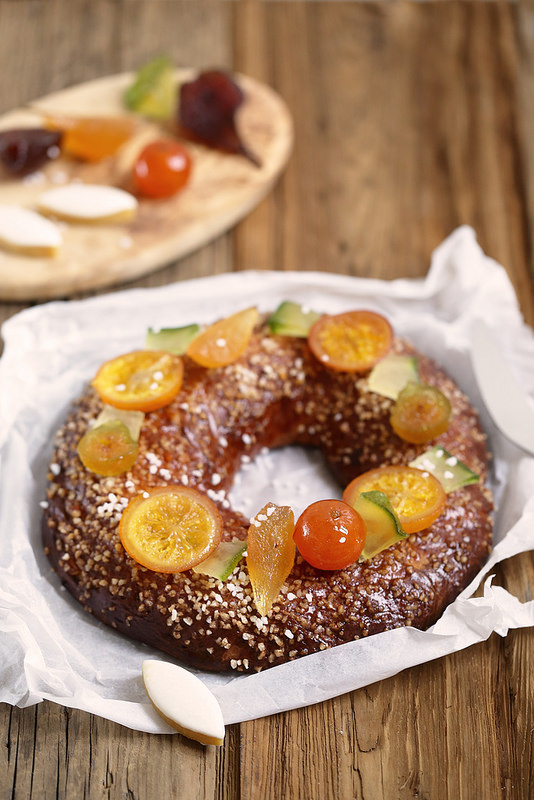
[186,307,259,368]
[77,420,139,477]
[92,350,183,412]
[343,465,446,534]
[247,503,296,616]
[308,310,393,372]
[119,486,223,573]
[390,381,452,444]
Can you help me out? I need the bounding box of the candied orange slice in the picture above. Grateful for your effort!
[45,114,137,162]
[119,486,222,573]
[77,420,139,476]
[92,350,183,412]
[343,465,446,534]
[186,307,259,368]
[390,381,451,444]
[246,503,296,616]
[308,310,393,372]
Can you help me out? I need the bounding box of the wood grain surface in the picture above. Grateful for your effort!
[1,2,533,799]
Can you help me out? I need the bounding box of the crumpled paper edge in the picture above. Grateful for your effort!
[1,225,533,732]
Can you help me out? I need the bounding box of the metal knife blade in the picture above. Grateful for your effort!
[471,320,534,456]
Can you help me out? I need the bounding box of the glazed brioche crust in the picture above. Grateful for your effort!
[42,330,493,673]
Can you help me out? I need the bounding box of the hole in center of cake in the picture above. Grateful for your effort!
[228,444,341,522]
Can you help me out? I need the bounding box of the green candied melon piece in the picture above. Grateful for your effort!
[367,353,420,399]
[192,539,247,581]
[92,404,145,441]
[409,445,479,493]
[124,55,176,120]
[353,490,407,561]
[145,323,200,355]
[267,301,321,337]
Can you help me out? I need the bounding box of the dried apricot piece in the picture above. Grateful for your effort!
[186,307,259,368]
[308,310,393,372]
[119,486,222,573]
[92,350,183,412]
[45,114,136,162]
[246,503,296,616]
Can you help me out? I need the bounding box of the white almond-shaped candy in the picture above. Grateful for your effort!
[0,204,62,256]
[142,660,225,746]
[38,184,137,223]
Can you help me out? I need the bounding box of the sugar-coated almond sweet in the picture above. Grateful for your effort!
[38,184,137,223]
[142,660,225,745]
[0,205,62,256]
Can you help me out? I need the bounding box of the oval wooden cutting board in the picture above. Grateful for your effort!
[0,70,293,300]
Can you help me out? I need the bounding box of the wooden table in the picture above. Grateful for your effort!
[1,2,533,798]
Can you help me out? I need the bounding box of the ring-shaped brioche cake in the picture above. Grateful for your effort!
[42,309,493,673]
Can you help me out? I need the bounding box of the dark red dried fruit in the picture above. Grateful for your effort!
[0,128,63,176]
[178,70,260,167]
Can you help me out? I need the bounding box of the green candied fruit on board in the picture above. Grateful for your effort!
[124,55,176,120]
[353,490,406,561]
[192,539,247,581]
[367,353,420,400]
[409,445,479,493]
[145,323,200,355]
[267,301,321,337]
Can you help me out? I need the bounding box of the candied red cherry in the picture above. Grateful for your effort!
[293,499,366,571]
[133,139,192,199]
[0,128,62,176]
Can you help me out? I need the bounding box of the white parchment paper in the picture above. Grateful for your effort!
[1,226,534,733]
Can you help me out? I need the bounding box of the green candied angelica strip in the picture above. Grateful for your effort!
[367,353,420,400]
[353,490,406,561]
[267,301,321,337]
[145,323,200,355]
[409,445,479,493]
[124,55,176,120]
[192,538,247,581]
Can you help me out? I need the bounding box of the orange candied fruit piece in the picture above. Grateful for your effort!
[246,503,296,616]
[92,350,184,412]
[45,114,137,162]
[77,420,139,477]
[308,310,393,372]
[119,486,223,573]
[390,381,452,444]
[186,307,259,368]
[343,465,446,534]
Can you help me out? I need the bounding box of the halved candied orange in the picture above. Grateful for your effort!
[390,381,451,444]
[308,310,393,372]
[343,465,446,534]
[92,350,183,412]
[186,307,259,368]
[77,420,139,476]
[246,503,296,616]
[119,486,222,573]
